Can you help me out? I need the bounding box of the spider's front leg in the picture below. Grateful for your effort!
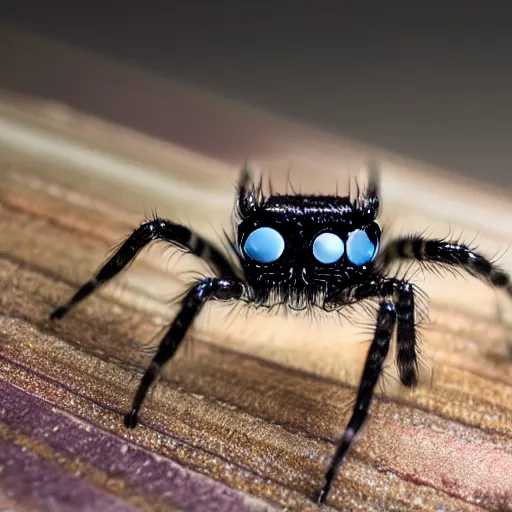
[378,236,512,298]
[318,276,417,504]
[317,299,397,504]
[124,277,244,428]
[49,218,239,320]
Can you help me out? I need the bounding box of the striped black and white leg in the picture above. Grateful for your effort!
[379,237,512,298]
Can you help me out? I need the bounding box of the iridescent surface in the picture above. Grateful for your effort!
[1,168,512,512]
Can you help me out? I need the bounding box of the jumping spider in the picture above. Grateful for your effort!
[50,164,512,504]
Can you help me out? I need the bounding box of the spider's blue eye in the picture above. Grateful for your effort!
[313,233,345,264]
[244,227,285,263]
[346,229,378,266]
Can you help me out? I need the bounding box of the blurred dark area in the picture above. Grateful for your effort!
[1,2,511,188]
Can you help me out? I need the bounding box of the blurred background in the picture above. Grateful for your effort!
[1,1,511,189]
[1,1,511,324]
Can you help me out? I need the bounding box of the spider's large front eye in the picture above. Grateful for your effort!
[346,229,378,266]
[244,227,285,263]
[313,233,345,264]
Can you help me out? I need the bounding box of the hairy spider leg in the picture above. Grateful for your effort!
[124,277,243,428]
[320,242,512,503]
[49,219,239,320]
[394,283,418,386]
[379,237,512,297]
[317,300,396,504]
[319,276,417,502]
[333,276,419,388]
[376,237,512,388]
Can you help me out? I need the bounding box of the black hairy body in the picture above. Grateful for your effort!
[50,165,512,505]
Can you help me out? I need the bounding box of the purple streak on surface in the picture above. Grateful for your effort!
[0,380,272,512]
[0,440,140,512]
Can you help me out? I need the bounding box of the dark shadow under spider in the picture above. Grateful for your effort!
[50,163,512,505]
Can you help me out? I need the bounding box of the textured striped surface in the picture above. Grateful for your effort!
[1,88,512,511]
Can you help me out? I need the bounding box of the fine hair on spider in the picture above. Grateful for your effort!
[49,162,512,505]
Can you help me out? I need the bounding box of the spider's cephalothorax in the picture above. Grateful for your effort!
[236,168,382,310]
[50,164,512,505]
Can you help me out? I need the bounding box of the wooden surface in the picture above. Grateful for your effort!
[1,87,512,512]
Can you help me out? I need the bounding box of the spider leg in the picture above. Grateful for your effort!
[319,276,416,502]
[378,236,512,297]
[124,277,243,428]
[393,281,419,386]
[49,218,239,320]
[317,300,396,504]
[336,276,420,387]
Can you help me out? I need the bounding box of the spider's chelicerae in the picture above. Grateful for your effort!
[50,165,512,504]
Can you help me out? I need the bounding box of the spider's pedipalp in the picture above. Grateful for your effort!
[330,275,421,388]
[394,281,419,387]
